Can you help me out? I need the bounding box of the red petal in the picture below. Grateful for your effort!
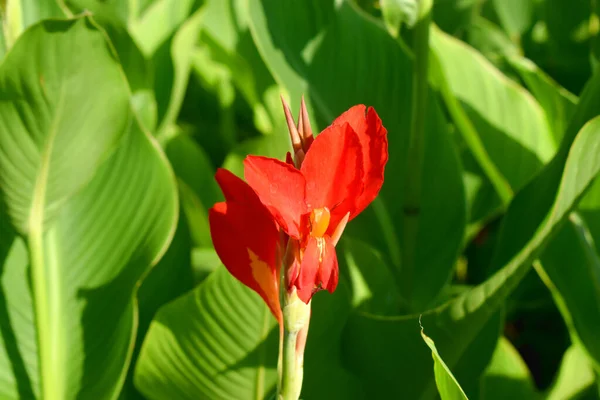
[244,155,308,238]
[331,105,388,218]
[215,168,264,209]
[294,236,339,303]
[300,123,364,217]
[209,200,282,323]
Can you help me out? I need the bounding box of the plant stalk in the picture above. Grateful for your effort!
[277,288,310,400]
[401,0,433,304]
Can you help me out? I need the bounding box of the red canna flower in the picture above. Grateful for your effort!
[209,98,388,321]
[244,100,388,303]
[208,168,283,323]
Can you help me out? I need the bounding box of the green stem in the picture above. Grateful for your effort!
[401,0,433,304]
[277,289,310,400]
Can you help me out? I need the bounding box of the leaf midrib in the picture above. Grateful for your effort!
[28,83,66,400]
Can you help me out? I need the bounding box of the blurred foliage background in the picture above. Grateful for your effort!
[1,0,600,399]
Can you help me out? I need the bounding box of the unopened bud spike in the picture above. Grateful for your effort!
[281,95,302,153]
[300,95,314,150]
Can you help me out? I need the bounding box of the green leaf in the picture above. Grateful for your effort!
[480,337,539,399]
[64,0,128,25]
[301,280,365,399]
[165,132,221,247]
[248,0,466,311]
[153,6,205,140]
[129,0,201,56]
[134,267,278,400]
[432,0,478,34]
[343,112,600,398]
[491,0,533,39]
[0,17,177,399]
[64,1,157,132]
[431,26,555,194]
[119,211,195,400]
[380,0,417,35]
[466,17,520,66]
[340,237,401,313]
[507,56,577,145]
[539,214,600,370]
[421,327,469,400]
[0,0,65,55]
[546,345,597,400]
[194,0,279,135]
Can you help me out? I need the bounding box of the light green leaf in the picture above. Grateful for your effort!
[0,0,65,55]
[129,0,200,56]
[480,337,539,399]
[134,267,278,400]
[0,17,128,234]
[64,1,157,132]
[507,56,577,145]
[491,0,533,39]
[421,327,469,400]
[546,345,597,400]
[380,0,418,35]
[431,26,555,194]
[466,17,520,65]
[0,17,177,399]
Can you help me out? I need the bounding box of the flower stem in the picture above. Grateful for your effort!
[401,0,433,305]
[278,289,310,400]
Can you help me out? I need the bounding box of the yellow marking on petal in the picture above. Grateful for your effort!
[331,212,350,246]
[316,237,325,263]
[310,207,330,238]
[248,249,279,307]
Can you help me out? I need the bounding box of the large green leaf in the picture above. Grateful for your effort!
[0,17,177,399]
[120,212,195,400]
[248,0,466,311]
[134,264,361,400]
[64,0,157,132]
[134,267,278,400]
[343,114,600,398]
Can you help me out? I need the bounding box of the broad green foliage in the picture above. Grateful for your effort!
[1,0,600,399]
[135,267,279,400]
[0,16,177,400]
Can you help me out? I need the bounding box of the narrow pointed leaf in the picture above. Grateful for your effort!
[421,328,469,400]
